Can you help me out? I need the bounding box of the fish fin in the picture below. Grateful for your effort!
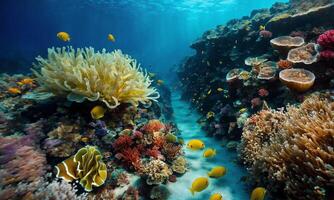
[189,188,195,196]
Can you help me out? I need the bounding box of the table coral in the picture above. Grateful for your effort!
[240,95,334,199]
[33,47,159,109]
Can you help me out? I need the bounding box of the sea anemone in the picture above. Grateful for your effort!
[33,47,159,109]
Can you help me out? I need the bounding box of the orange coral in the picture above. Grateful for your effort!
[142,119,165,134]
[277,59,293,70]
[240,95,334,199]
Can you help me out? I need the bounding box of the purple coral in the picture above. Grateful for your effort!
[90,120,108,137]
[317,29,334,49]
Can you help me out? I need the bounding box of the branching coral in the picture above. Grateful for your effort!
[142,159,172,185]
[240,95,334,199]
[33,47,159,109]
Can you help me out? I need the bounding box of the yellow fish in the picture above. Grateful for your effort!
[187,139,205,150]
[189,177,209,196]
[203,148,216,158]
[207,89,212,95]
[217,88,224,92]
[239,108,247,114]
[208,166,227,178]
[210,193,223,200]
[57,32,70,42]
[250,187,266,200]
[157,79,164,85]
[7,87,21,94]
[206,111,215,119]
[90,105,106,120]
[107,33,115,42]
[259,25,266,31]
[19,78,34,85]
[81,137,89,143]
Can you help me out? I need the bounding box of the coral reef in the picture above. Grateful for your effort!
[55,146,107,192]
[279,68,315,92]
[239,95,334,199]
[287,43,319,64]
[141,159,172,185]
[33,47,159,109]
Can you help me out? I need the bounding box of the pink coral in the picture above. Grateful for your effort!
[258,88,269,97]
[317,29,334,49]
[251,97,262,108]
[259,30,272,38]
[320,49,334,60]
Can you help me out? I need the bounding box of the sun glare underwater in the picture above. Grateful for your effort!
[0,0,333,200]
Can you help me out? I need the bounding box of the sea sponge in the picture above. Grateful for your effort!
[142,159,172,185]
[240,95,334,200]
[33,47,159,109]
[279,68,315,92]
[270,36,305,56]
[55,146,107,192]
[287,43,319,64]
[171,156,187,174]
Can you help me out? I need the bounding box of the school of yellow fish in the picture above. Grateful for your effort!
[187,139,266,200]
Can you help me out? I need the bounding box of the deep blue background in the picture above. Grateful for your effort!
[0,0,287,77]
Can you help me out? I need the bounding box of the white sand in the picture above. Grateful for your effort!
[167,92,249,200]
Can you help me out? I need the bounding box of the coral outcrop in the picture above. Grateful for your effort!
[142,159,172,185]
[239,95,334,200]
[33,47,159,109]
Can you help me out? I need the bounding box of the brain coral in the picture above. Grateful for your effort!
[239,95,334,200]
[33,47,159,109]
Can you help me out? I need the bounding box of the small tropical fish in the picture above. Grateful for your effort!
[210,193,223,200]
[157,79,164,85]
[250,187,266,200]
[107,33,115,42]
[259,25,266,31]
[90,105,106,120]
[203,148,216,158]
[206,111,215,119]
[7,87,21,94]
[57,32,70,42]
[187,139,205,150]
[18,78,34,85]
[189,177,209,196]
[81,137,89,143]
[208,166,227,178]
[239,108,248,114]
[207,89,212,95]
[217,88,224,92]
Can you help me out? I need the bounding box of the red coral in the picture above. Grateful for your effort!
[116,147,141,170]
[141,119,165,134]
[258,88,269,97]
[112,135,132,151]
[317,29,334,49]
[146,146,163,160]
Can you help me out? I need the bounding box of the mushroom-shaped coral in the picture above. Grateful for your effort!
[270,36,305,56]
[279,68,315,92]
[257,62,277,81]
[33,47,159,109]
[226,68,243,83]
[55,146,107,192]
[142,159,172,185]
[287,43,319,64]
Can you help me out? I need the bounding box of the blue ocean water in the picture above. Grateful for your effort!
[0,0,287,76]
